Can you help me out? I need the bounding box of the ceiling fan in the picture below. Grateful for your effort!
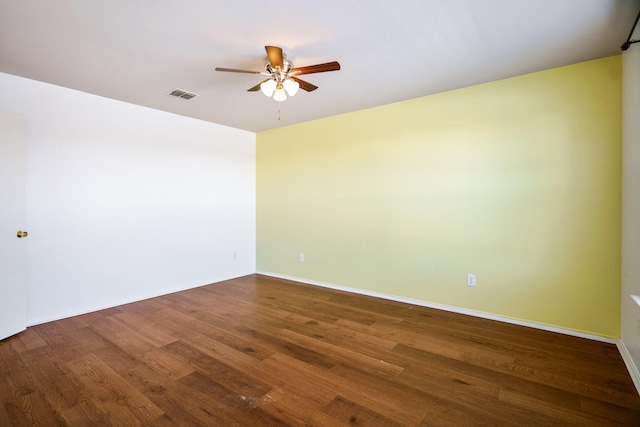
[215,46,340,102]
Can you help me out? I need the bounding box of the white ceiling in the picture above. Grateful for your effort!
[1,0,638,133]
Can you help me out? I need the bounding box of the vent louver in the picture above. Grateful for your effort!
[167,89,198,100]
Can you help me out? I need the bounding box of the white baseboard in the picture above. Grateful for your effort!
[617,340,640,395]
[256,271,617,344]
[25,272,250,327]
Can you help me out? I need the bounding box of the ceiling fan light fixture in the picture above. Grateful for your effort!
[283,78,299,96]
[273,83,287,102]
[216,45,341,107]
[260,79,277,97]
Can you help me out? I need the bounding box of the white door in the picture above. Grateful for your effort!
[0,109,27,340]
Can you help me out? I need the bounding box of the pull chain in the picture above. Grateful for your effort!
[278,101,281,121]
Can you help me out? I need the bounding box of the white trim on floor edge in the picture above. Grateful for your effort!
[25,273,251,327]
[617,340,640,395]
[256,271,617,345]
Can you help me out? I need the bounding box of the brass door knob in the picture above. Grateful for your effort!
[16,230,28,238]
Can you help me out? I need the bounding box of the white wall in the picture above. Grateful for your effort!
[622,23,640,389]
[0,72,256,325]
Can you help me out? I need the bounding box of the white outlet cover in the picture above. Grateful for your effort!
[467,274,476,287]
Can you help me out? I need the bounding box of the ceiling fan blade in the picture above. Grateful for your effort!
[290,61,341,76]
[290,76,318,92]
[215,67,262,74]
[247,79,270,92]
[265,46,284,69]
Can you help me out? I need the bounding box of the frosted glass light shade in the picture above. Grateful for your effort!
[260,79,277,97]
[283,79,299,96]
[273,84,287,102]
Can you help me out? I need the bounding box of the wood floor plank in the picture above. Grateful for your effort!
[370,319,517,364]
[17,348,85,413]
[176,370,288,426]
[396,364,562,426]
[329,357,520,426]
[393,343,587,414]
[0,398,12,427]
[152,306,277,361]
[235,324,342,369]
[1,274,639,426]
[323,395,405,426]
[91,337,142,375]
[284,312,399,353]
[29,322,98,363]
[418,399,517,427]
[3,390,67,427]
[167,329,340,411]
[498,387,623,427]
[513,350,636,393]
[11,328,47,353]
[65,353,164,424]
[396,333,640,413]
[0,339,36,400]
[109,311,179,347]
[254,387,347,427]
[123,362,231,426]
[275,328,404,379]
[139,348,195,381]
[161,340,272,400]
[62,398,127,426]
[580,396,640,425]
[263,351,422,426]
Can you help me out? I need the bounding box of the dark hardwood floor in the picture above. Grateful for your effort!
[1,274,638,426]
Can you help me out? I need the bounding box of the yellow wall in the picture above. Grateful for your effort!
[257,56,622,338]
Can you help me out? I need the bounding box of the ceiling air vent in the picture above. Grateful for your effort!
[167,88,198,100]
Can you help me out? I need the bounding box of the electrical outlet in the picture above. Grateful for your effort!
[467,274,476,287]
[298,253,305,262]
